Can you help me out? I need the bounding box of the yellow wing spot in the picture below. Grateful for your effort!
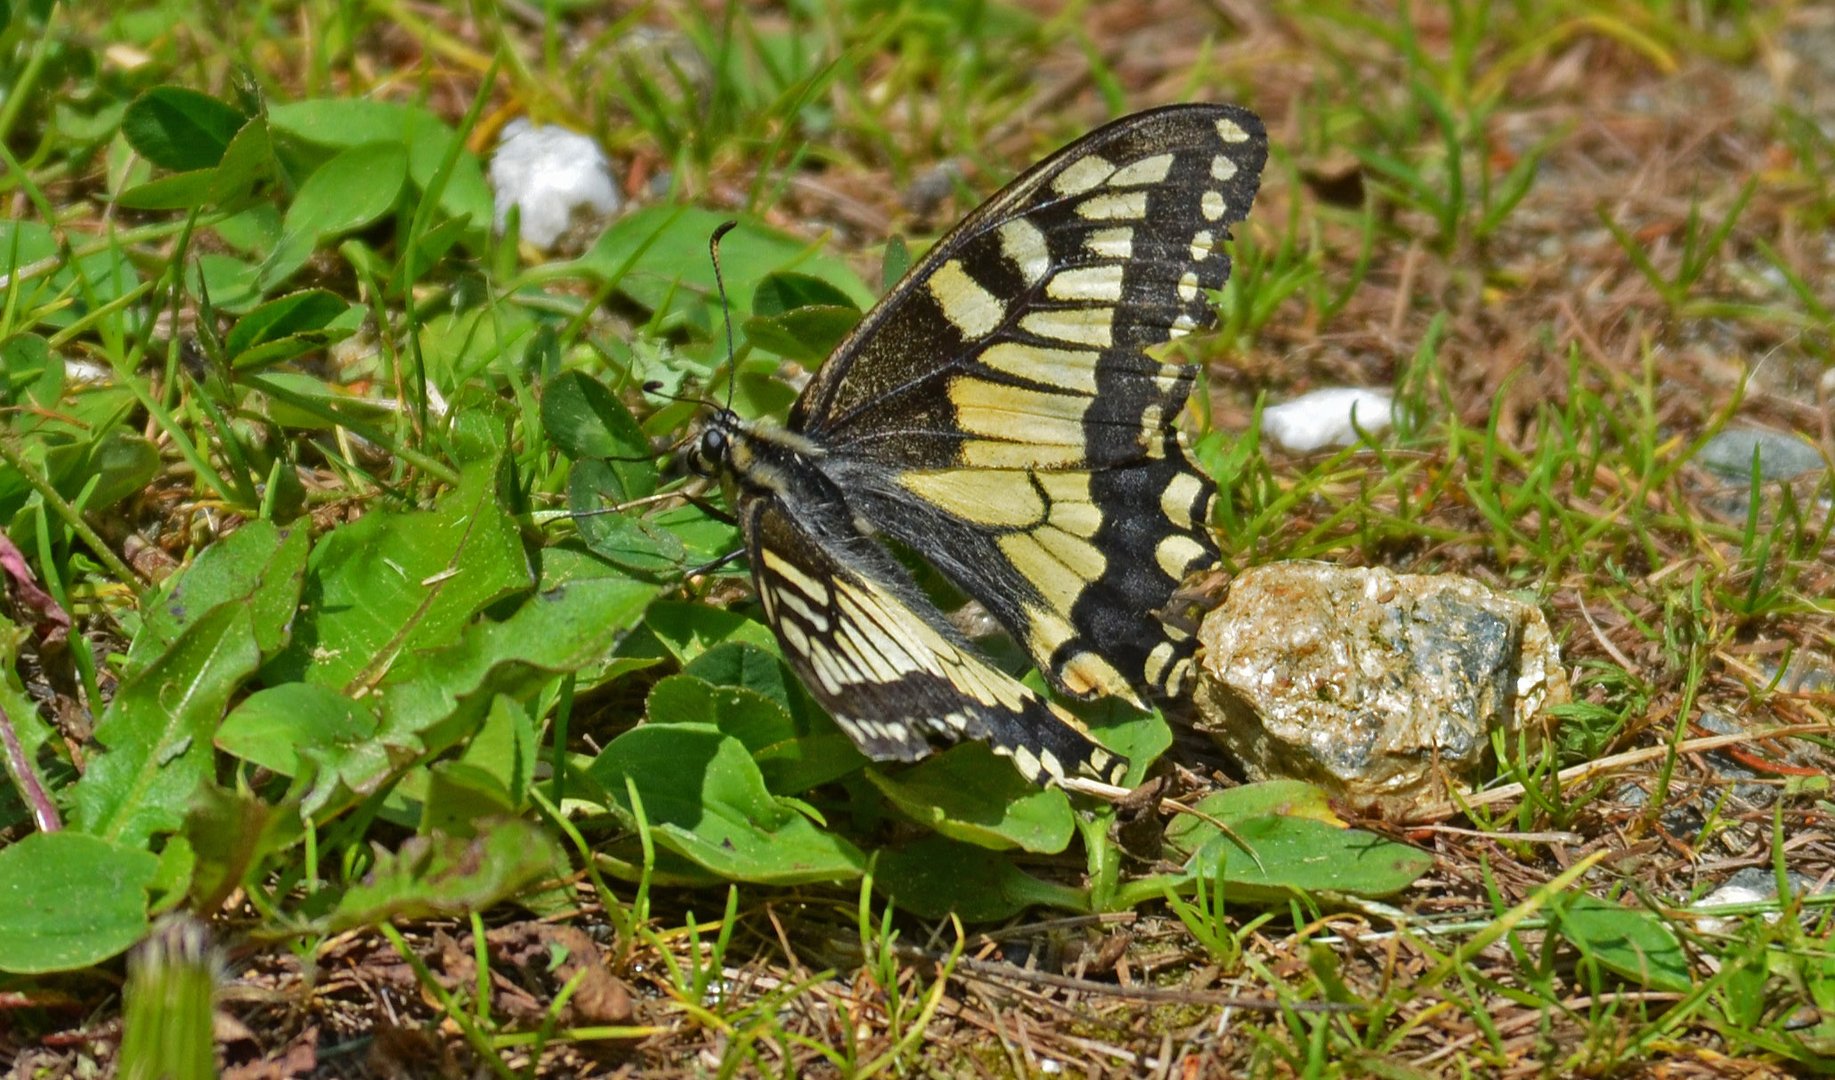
[980,342,1100,394]
[1139,404,1166,447]
[1047,264,1126,303]
[1164,657,1194,696]
[1076,190,1149,221]
[1037,470,1094,502]
[1060,649,1136,702]
[928,260,1005,336]
[999,533,1091,617]
[1038,471,1100,538]
[962,440,1087,469]
[1177,271,1200,304]
[1143,639,1177,688]
[775,586,829,633]
[807,645,848,695]
[1020,308,1114,348]
[830,623,898,683]
[1035,523,1106,580]
[1161,471,1205,525]
[899,468,1046,528]
[1085,226,1133,260]
[1053,154,1116,196]
[1216,117,1251,143]
[1168,312,1200,338]
[1190,230,1214,261]
[1049,498,1101,538]
[779,617,810,657]
[1211,154,1239,181]
[1201,191,1228,221]
[950,377,1091,443]
[1008,744,1044,783]
[854,578,1029,713]
[998,219,1051,286]
[1156,534,1209,578]
[1036,747,1064,781]
[763,550,830,605]
[833,590,925,679]
[1106,153,1174,187]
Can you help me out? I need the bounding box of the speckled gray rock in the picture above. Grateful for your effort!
[1193,562,1567,819]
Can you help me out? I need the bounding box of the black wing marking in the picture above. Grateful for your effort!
[740,494,1129,787]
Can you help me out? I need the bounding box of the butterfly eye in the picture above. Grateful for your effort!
[690,427,727,476]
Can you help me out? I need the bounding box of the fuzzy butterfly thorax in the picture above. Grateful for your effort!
[706,104,1268,788]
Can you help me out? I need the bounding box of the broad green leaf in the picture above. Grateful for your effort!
[126,520,309,675]
[682,641,796,707]
[115,169,218,211]
[1554,894,1692,993]
[215,682,378,778]
[225,289,359,369]
[1,333,61,407]
[868,744,1074,853]
[377,574,660,744]
[0,221,141,332]
[267,99,492,248]
[742,306,861,364]
[751,271,861,316]
[73,604,264,847]
[541,370,652,466]
[209,115,276,206]
[43,427,160,514]
[453,693,538,809]
[263,141,408,290]
[262,461,530,689]
[570,207,873,332]
[874,835,1088,922]
[420,760,519,836]
[1165,783,1431,900]
[568,459,685,572]
[586,724,863,885]
[645,673,864,793]
[644,600,778,664]
[121,86,246,172]
[305,574,660,811]
[324,820,564,933]
[0,833,160,974]
[241,370,397,430]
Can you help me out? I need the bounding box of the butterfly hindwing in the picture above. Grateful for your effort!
[741,495,1129,786]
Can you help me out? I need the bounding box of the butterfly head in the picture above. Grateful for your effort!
[687,409,742,478]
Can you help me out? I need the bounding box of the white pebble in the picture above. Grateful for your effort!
[1262,387,1394,453]
[488,119,622,251]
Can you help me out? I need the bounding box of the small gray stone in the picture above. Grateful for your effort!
[1697,427,1826,483]
[1192,562,1568,818]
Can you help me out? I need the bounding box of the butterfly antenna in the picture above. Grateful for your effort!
[710,219,740,412]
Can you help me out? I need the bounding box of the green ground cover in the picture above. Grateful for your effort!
[1,0,1831,1075]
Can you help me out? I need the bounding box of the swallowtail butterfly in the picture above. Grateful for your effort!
[691,104,1267,786]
